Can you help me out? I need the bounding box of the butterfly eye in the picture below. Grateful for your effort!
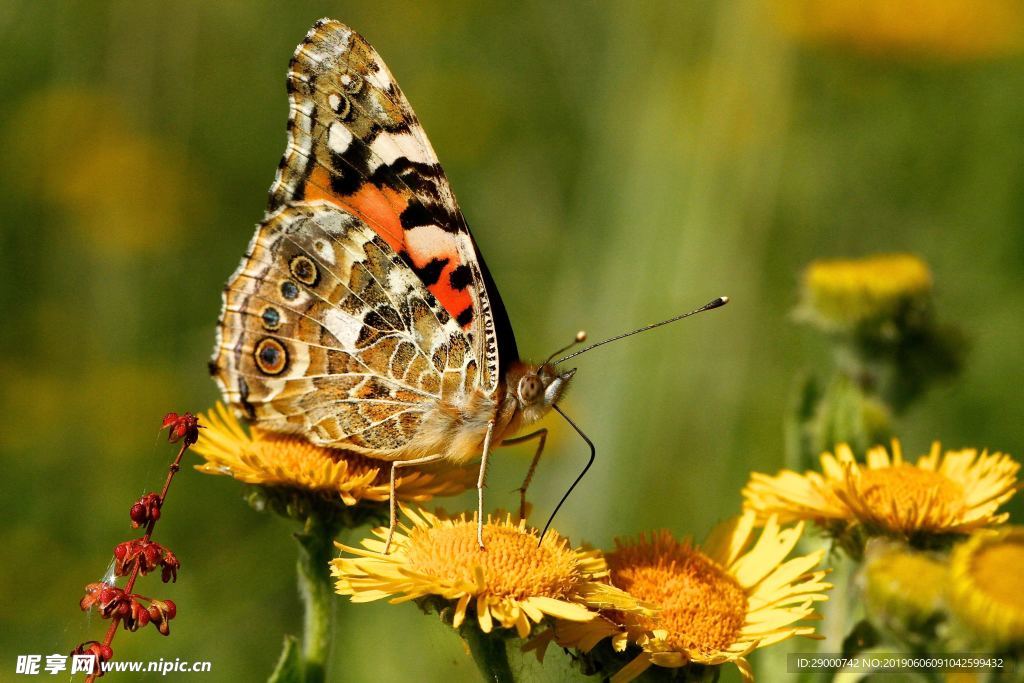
[518,375,543,404]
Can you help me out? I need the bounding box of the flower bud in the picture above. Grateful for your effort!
[161,412,203,447]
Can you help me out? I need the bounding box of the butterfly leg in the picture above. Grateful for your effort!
[385,453,446,554]
[501,429,548,521]
[476,420,496,550]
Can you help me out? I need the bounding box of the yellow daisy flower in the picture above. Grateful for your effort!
[545,514,830,682]
[743,441,1019,538]
[863,540,948,627]
[192,403,473,505]
[797,253,932,330]
[949,526,1024,646]
[331,507,649,638]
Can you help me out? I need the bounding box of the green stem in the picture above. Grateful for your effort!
[296,514,339,683]
[460,625,515,683]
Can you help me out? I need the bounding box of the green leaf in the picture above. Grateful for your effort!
[841,619,880,658]
[267,634,303,683]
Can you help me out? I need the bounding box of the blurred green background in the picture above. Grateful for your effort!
[3,0,1024,680]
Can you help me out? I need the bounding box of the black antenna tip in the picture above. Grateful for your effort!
[708,296,729,309]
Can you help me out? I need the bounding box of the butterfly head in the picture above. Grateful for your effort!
[514,364,575,424]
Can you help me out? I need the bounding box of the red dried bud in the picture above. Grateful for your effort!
[113,539,142,576]
[80,583,108,611]
[146,599,176,636]
[85,585,127,622]
[130,493,162,528]
[142,543,162,570]
[113,542,128,563]
[72,640,113,676]
[72,640,113,660]
[161,549,180,583]
[122,597,150,632]
[161,412,203,447]
[129,503,145,524]
[114,538,175,577]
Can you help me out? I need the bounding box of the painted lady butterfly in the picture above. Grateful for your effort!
[210,18,577,551]
[211,19,726,551]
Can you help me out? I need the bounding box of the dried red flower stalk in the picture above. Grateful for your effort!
[75,411,198,682]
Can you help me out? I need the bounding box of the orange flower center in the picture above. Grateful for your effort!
[970,537,1024,611]
[255,432,380,486]
[856,465,965,529]
[609,535,747,656]
[403,520,580,600]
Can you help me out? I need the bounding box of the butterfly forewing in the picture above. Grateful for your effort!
[265,19,515,395]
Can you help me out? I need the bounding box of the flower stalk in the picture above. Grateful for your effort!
[460,624,515,683]
[294,511,341,683]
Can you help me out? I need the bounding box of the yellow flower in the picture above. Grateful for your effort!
[546,514,830,682]
[863,540,948,624]
[331,507,649,638]
[949,526,1024,646]
[797,254,932,330]
[744,441,1019,538]
[192,404,472,504]
[771,0,1024,61]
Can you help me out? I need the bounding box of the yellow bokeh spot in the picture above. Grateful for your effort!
[800,254,933,329]
[772,0,1024,61]
[969,538,1024,612]
[4,87,204,255]
[864,543,948,619]
[950,527,1024,645]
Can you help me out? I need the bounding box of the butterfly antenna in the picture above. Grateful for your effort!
[555,296,729,365]
[543,330,588,366]
[538,405,595,545]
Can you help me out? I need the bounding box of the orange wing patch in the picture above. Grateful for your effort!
[302,171,474,326]
[304,167,405,253]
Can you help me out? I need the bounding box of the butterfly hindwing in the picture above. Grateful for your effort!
[266,18,515,394]
[212,201,478,456]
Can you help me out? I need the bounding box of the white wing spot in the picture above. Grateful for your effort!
[314,239,335,265]
[323,308,364,348]
[365,61,392,90]
[368,131,433,168]
[328,122,354,155]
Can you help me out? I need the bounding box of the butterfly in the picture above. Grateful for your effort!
[211,19,727,552]
[210,18,577,551]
